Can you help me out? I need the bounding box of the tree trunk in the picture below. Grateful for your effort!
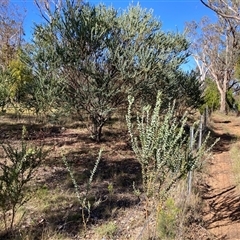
[91,122,104,142]
[90,113,106,142]
[219,90,226,113]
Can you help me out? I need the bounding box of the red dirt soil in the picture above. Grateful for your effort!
[203,113,240,240]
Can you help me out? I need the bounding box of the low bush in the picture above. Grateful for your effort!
[0,126,48,234]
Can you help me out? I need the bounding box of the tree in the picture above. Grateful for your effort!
[201,78,220,113]
[0,0,26,113]
[186,15,240,113]
[8,49,33,102]
[33,1,202,141]
[0,69,11,112]
[200,0,240,22]
[18,41,64,119]
[0,0,25,71]
[34,0,77,22]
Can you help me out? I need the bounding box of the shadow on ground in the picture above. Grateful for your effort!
[200,119,240,239]
[0,114,142,239]
[206,126,237,153]
[202,185,240,239]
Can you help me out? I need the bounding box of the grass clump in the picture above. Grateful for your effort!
[96,221,118,239]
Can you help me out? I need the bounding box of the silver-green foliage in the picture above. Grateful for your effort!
[62,149,101,231]
[126,92,212,198]
[33,1,197,141]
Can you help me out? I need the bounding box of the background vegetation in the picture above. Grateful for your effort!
[0,0,239,239]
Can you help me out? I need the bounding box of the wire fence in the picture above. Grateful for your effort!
[187,108,209,195]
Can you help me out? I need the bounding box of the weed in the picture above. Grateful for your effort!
[126,92,214,199]
[62,149,102,232]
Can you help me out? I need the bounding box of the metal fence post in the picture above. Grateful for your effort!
[187,126,194,195]
[198,115,203,149]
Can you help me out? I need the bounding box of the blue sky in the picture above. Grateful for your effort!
[10,0,216,70]
[88,0,215,32]
[11,0,215,39]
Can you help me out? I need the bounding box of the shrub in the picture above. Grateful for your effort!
[126,92,202,198]
[0,126,48,233]
[126,91,218,238]
[200,78,220,113]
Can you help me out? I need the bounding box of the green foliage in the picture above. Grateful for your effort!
[62,149,102,231]
[18,43,64,119]
[8,49,33,102]
[171,70,204,115]
[0,126,48,233]
[96,221,117,238]
[32,1,199,141]
[200,78,220,113]
[23,70,64,119]
[201,78,239,113]
[157,197,179,239]
[0,69,11,112]
[234,57,240,80]
[0,49,35,113]
[226,89,239,113]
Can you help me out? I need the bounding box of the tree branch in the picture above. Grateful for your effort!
[200,0,240,21]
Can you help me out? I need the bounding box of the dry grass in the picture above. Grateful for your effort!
[230,142,240,190]
[0,113,141,239]
[0,112,214,239]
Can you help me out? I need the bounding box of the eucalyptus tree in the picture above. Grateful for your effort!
[32,1,201,141]
[200,0,240,22]
[186,15,240,113]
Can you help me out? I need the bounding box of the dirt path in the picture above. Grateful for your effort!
[203,114,240,240]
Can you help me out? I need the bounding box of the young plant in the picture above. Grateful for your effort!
[127,91,218,239]
[126,91,215,199]
[157,197,179,239]
[62,149,102,232]
[0,126,47,233]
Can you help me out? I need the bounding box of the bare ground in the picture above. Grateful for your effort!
[203,113,240,240]
[1,112,240,239]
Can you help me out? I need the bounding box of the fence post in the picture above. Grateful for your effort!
[187,126,194,195]
[198,115,203,149]
[204,106,208,130]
